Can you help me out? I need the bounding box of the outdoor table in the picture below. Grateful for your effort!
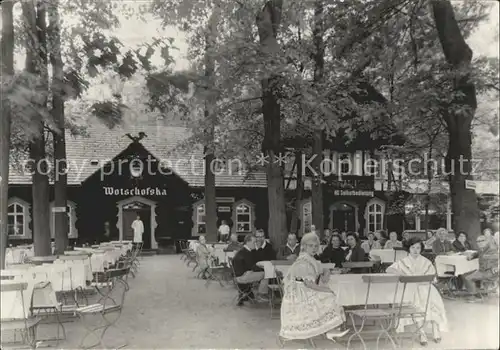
[1,280,35,320]
[65,250,91,256]
[257,260,336,279]
[327,273,414,306]
[369,249,408,264]
[27,256,58,265]
[435,253,479,277]
[5,247,34,266]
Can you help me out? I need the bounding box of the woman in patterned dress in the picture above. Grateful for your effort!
[279,233,349,342]
[386,237,448,345]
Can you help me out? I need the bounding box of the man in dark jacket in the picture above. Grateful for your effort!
[253,229,276,262]
[232,234,268,305]
[464,235,499,300]
[278,233,300,260]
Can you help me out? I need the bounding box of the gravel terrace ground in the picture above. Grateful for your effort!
[31,255,499,349]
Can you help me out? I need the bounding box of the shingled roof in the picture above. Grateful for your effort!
[8,121,267,187]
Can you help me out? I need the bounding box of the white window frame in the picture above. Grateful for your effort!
[365,198,385,233]
[302,200,312,235]
[338,153,352,175]
[7,198,32,239]
[232,199,255,234]
[49,201,78,239]
[235,203,252,233]
[195,203,206,236]
[8,202,26,237]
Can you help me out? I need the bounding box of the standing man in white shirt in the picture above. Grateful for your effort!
[218,220,230,242]
[131,214,144,247]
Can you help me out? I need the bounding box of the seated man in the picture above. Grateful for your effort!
[254,229,276,262]
[463,235,499,301]
[224,234,242,252]
[278,233,299,260]
[232,234,269,305]
[432,227,453,255]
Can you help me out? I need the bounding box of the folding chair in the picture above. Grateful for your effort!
[1,282,41,349]
[343,261,375,274]
[393,274,435,347]
[179,240,190,261]
[345,275,401,350]
[228,258,258,306]
[117,245,140,279]
[185,249,198,269]
[76,268,130,349]
[269,269,284,319]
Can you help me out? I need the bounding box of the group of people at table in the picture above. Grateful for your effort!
[193,224,499,346]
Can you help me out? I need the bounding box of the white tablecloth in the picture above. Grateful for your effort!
[369,249,408,264]
[212,246,233,263]
[1,278,57,320]
[327,274,415,306]
[435,254,479,277]
[257,261,336,279]
[5,247,35,266]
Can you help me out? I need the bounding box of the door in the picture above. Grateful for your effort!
[331,203,356,232]
[122,202,151,249]
[217,204,233,230]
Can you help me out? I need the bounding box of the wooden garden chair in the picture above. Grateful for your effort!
[345,274,401,350]
[1,282,41,349]
[75,268,130,349]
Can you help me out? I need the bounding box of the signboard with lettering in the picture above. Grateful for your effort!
[465,180,476,190]
[218,206,231,212]
[325,175,375,196]
[52,207,67,213]
[333,190,374,197]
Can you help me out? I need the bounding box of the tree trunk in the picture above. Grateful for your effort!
[311,0,325,238]
[0,0,15,269]
[49,0,68,254]
[432,0,480,242]
[23,0,51,256]
[290,151,303,236]
[257,0,287,248]
[203,6,220,242]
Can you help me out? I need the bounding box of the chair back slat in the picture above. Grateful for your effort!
[398,274,435,283]
[106,268,130,279]
[0,282,29,292]
[343,261,374,268]
[362,274,400,284]
[271,260,294,266]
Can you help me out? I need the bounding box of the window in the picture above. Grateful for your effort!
[364,153,379,177]
[302,200,312,234]
[8,203,25,236]
[196,204,206,234]
[51,205,72,237]
[50,201,77,238]
[339,153,352,175]
[236,204,251,232]
[367,203,383,232]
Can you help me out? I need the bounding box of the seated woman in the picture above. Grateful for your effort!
[386,237,448,345]
[280,233,349,342]
[361,232,381,253]
[196,235,213,278]
[384,231,403,249]
[318,235,346,268]
[452,231,472,252]
[424,231,436,251]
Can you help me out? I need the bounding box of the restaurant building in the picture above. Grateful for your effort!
[7,122,499,250]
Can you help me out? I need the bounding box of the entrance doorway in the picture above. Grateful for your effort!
[122,201,151,249]
[331,202,356,232]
